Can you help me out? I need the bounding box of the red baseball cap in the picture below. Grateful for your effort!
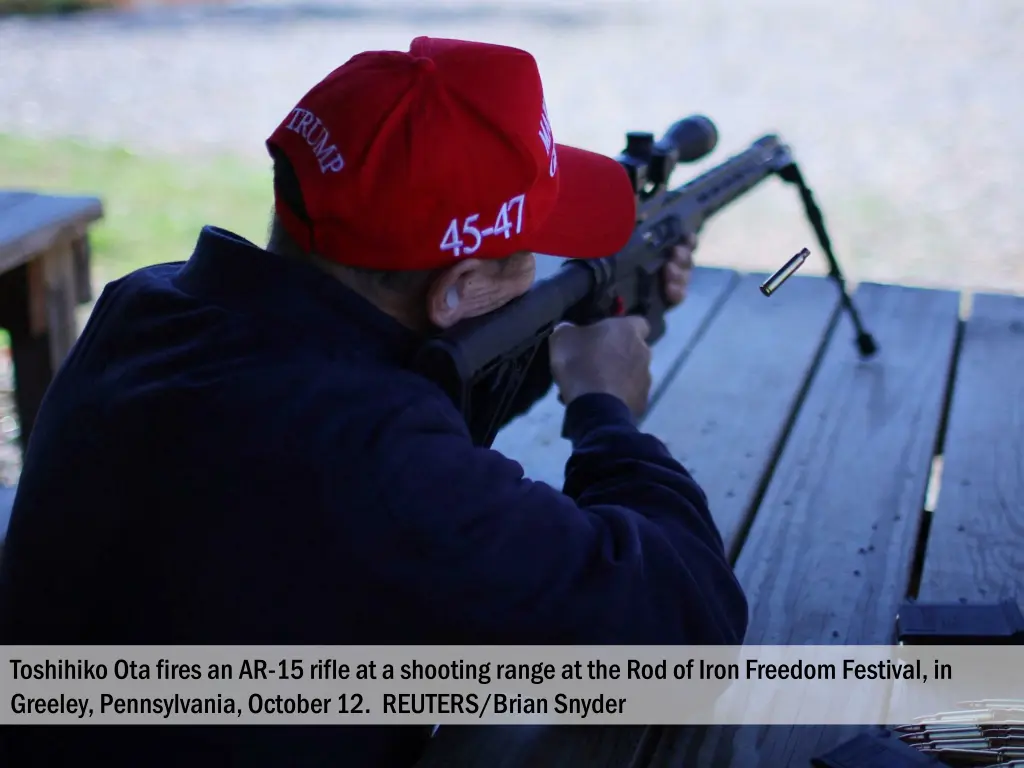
[266,36,637,271]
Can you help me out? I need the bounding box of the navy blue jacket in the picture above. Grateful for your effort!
[0,227,747,767]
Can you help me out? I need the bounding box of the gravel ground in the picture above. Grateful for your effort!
[1,0,1023,481]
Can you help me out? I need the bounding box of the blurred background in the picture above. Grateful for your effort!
[1,0,1022,484]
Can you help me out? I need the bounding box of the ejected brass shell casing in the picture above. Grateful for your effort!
[760,248,810,296]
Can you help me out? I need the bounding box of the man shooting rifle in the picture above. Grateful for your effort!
[0,37,748,768]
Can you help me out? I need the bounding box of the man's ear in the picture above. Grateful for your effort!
[426,259,488,329]
[426,252,536,330]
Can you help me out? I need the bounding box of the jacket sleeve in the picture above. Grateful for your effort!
[337,390,749,645]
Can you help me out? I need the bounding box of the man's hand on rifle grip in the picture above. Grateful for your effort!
[548,234,697,417]
[662,233,697,308]
[549,315,653,419]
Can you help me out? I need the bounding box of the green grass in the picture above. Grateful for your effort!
[0,134,273,285]
[0,0,113,16]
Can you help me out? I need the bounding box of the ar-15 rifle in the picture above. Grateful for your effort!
[412,115,878,448]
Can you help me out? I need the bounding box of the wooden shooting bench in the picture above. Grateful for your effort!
[0,190,101,451]
[414,261,1024,768]
[0,190,101,556]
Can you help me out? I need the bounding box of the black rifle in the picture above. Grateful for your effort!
[412,115,878,448]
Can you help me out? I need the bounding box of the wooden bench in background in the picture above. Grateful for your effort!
[0,190,102,553]
[414,260,1024,768]
[0,190,101,451]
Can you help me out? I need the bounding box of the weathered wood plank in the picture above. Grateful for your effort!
[0,191,103,274]
[72,236,94,305]
[0,192,32,216]
[624,272,842,768]
[40,242,80,370]
[492,266,740,489]
[655,282,961,768]
[414,267,738,768]
[917,292,1024,605]
[644,272,841,555]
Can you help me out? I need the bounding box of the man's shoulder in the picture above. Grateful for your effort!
[62,258,470,455]
[101,261,188,295]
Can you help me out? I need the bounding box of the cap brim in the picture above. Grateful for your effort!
[522,144,637,259]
